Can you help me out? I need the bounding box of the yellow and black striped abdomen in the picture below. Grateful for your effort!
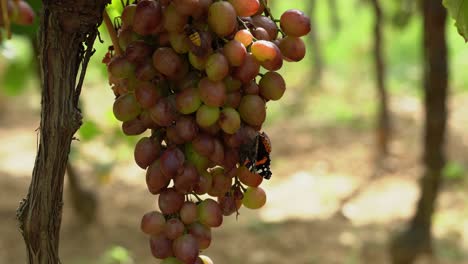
[188,32,202,47]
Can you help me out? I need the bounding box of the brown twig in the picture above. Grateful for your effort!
[103,8,123,55]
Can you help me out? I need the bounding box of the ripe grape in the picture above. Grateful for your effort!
[175,87,202,115]
[180,202,198,225]
[113,93,142,122]
[280,9,311,37]
[163,4,189,33]
[279,36,306,62]
[233,53,261,84]
[160,147,185,178]
[173,234,199,264]
[197,199,223,227]
[174,164,200,192]
[223,40,247,67]
[134,137,161,169]
[238,166,263,187]
[188,222,212,249]
[150,234,174,259]
[159,188,185,215]
[208,2,237,37]
[141,211,166,236]
[135,81,160,109]
[133,0,162,36]
[259,71,286,100]
[219,108,241,134]
[146,160,171,194]
[228,0,260,17]
[205,53,230,81]
[198,78,227,107]
[251,40,277,62]
[252,15,278,40]
[238,95,266,126]
[165,218,185,240]
[235,29,254,47]
[153,47,184,78]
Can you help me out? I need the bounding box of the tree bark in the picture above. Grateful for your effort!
[370,0,390,157]
[16,1,109,263]
[390,1,448,263]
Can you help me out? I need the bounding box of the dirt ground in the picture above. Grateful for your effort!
[1,92,468,264]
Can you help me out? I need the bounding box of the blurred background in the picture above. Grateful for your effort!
[1,0,468,263]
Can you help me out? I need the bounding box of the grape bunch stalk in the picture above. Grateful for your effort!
[0,0,35,39]
[103,0,310,263]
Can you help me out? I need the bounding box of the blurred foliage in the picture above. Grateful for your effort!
[443,161,466,181]
[443,0,468,42]
[98,245,134,264]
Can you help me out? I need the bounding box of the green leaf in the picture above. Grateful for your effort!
[443,0,468,42]
[78,120,101,141]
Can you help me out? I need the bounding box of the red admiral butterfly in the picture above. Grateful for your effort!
[240,132,272,180]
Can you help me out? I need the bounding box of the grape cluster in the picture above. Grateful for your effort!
[104,0,309,263]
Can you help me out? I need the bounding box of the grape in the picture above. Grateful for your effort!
[165,218,185,240]
[139,110,159,129]
[141,211,166,236]
[222,147,239,171]
[209,139,225,165]
[208,168,232,197]
[149,97,178,126]
[208,2,237,37]
[198,78,227,107]
[228,0,260,17]
[252,15,278,40]
[242,187,267,209]
[134,137,161,169]
[173,0,201,16]
[150,234,174,259]
[194,171,213,195]
[238,95,266,126]
[169,32,191,54]
[185,143,211,173]
[205,53,229,81]
[180,202,198,225]
[108,56,135,79]
[235,29,254,47]
[160,147,185,178]
[153,47,184,78]
[118,28,140,50]
[193,0,213,19]
[135,60,158,81]
[176,87,202,115]
[223,40,247,67]
[173,234,199,264]
[166,125,186,145]
[196,105,220,127]
[253,27,270,41]
[251,40,277,62]
[260,43,283,71]
[238,166,263,187]
[122,118,147,136]
[161,257,183,264]
[189,52,209,70]
[113,93,142,122]
[135,81,160,109]
[279,36,306,62]
[121,4,136,29]
[218,195,241,216]
[146,160,170,194]
[125,41,154,65]
[224,76,242,92]
[174,116,199,142]
[174,164,200,193]
[188,222,212,249]
[163,4,189,33]
[243,80,260,95]
[134,0,162,36]
[219,108,241,134]
[198,199,223,227]
[259,71,286,100]
[280,9,311,37]
[224,91,242,108]
[233,53,261,84]
[159,188,185,215]
[192,133,215,157]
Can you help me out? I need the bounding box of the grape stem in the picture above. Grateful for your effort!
[191,192,203,203]
[1,0,11,39]
[103,9,123,55]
